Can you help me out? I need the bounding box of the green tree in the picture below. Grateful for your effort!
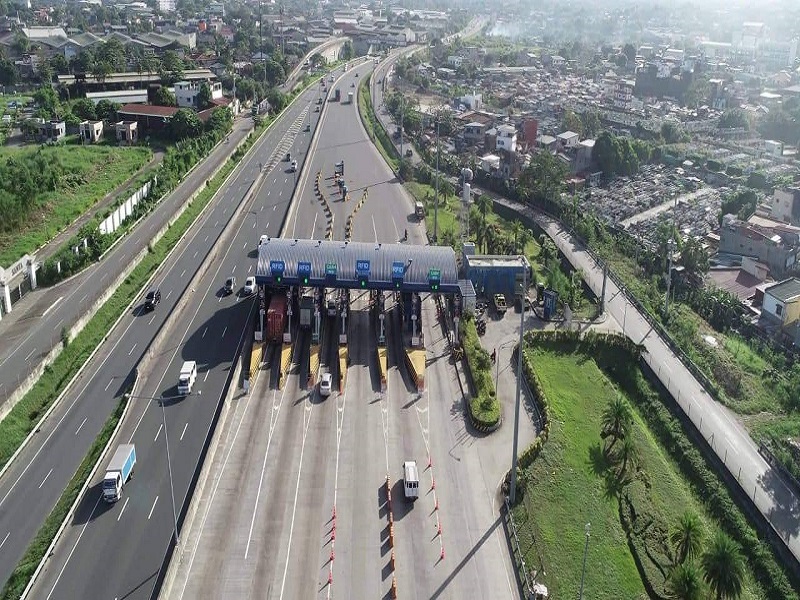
[96,38,125,71]
[661,121,686,144]
[592,131,622,177]
[600,395,632,451]
[718,108,750,131]
[11,31,29,56]
[49,54,69,75]
[680,237,709,279]
[580,110,602,138]
[670,512,704,566]
[668,562,705,600]
[622,43,637,64]
[160,50,184,83]
[701,531,745,600]
[341,40,354,61]
[475,194,492,233]
[154,86,176,107]
[92,60,112,84]
[266,87,287,113]
[197,81,213,109]
[72,98,97,120]
[95,99,119,121]
[0,58,17,86]
[561,109,583,137]
[518,151,568,202]
[617,435,639,478]
[33,86,60,117]
[206,106,233,134]
[169,108,203,139]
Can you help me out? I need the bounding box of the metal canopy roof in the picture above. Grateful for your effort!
[256,238,459,293]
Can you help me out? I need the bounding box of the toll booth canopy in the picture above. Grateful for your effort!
[256,238,459,293]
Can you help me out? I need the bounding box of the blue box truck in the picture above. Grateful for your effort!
[102,444,136,503]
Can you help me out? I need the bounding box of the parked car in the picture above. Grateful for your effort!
[144,288,161,310]
[319,372,333,397]
[224,277,235,295]
[243,276,256,295]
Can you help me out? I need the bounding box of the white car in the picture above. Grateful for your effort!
[243,276,256,295]
[319,372,333,397]
[259,234,268,246]
[290,160,298,172]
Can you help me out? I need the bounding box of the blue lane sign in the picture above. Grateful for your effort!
[325,262,337,276]
[297,262,312,275]
[356,260,370,275]
[392,262,405,278]
[270,260,285,273]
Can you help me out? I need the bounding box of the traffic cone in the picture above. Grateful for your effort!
[437,522,442,536]
[427,456,432,468]
[431,477,435,490]
[330,548,335,562]
[328,570,333,585]
[440,547,445,560]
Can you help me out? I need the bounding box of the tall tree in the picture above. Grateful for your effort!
[196,81,213,109]
[169,108,203,139]
[701,531,745,600]
[561,109,583,137]
[670,512,704,566]
[680,237,709,279]
[600,395,633,451]
[668,562,705,600]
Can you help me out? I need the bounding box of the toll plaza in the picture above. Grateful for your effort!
[253,238,459,391]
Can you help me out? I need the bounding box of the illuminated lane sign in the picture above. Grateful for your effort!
[428,269,441,280]
[325,262,338,276]
[270,260,286,272]
[356,260,371,275]
[392,261,405,289]
[298,261,311,284]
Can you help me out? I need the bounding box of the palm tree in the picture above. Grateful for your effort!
[670,512,704,566]
[476,193,492,232]
[701,531,745,600]
[668,562,705,600]
[510,220,524,253]
[617,435,639,478]
[600,396,633,451]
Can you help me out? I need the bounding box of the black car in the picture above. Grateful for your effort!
[224,277,236,295]
[144,288,161,310]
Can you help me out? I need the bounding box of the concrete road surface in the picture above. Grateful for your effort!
[165,51,521,600]
[23,84,325,599]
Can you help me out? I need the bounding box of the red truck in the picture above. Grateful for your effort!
[266,295,287,343]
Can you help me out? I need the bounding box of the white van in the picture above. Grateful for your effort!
[403,460,419,501]
[177,361,197,395]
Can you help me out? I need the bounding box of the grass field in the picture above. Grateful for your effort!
[515,343,763,599]
[0,144,152,267]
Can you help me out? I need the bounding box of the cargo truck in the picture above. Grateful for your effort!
[103,444,136,503]
[266,295,287,342]
[299,293,314,329]
[333,89,341,102]
[347,91,354,104]
[325,289,338,317]
[177,360,197,395]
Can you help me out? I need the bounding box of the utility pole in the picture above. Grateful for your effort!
[664,238,675,317]
[434,117,440,242]
[508,258,527,505]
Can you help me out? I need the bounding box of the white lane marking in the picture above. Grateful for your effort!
[261,205,264,211]
[202,327,208,338]
[166,290,173,300]
[75,418,87,436]
[203,371,209,382]
[204,235,209,243]
[55,318,63,330]
[180,269,186,279]
[267,191,271,196]
[278,390,315,598]
[24,348,36,361]
[193,250,198,258]
[0,532,9,550]
[148,496,159,520]
[243,242,247,250]
[248,265,252,274]
[128,343,137,356]
[265,222,269,229]
[80,294,88,304]
[47,493,101,594]
[38,468,53,489]
[41,296,63,317]
[252,222,256,228]
[372,216,378,243]
[221,326,227,339]
[180,423,188,441]
[116,497,129,522]
[273,205,277,211]
[154,423,163,443]
[214,221,219,228]
[149,313,157,325]
[309,213,318,239]
[105,378,114,391]
[244,381,293,560]
[118,254,126,264]
[232,265,237,273]
[284,178,288,184]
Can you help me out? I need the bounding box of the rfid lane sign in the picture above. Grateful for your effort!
[356,260,371,275]
[270,260,285,283]
[298,261,311,284]
[392,261,405,289]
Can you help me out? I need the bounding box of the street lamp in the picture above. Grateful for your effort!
[579,522,591,599]
[123,392,183,547]
[664,238,676,317]
[508,258,528,505]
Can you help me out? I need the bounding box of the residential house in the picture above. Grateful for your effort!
[463,122,484,145]
[79,120,103,143]
[117,104,178,132]
[574,139,595,173]
[760,277,800,343]
[479,153,500,174]
[719,218,800,277]
[174,79,222,109]
[764,139,784,158]
[495,124,517,153]
[556,130,579,149]
[37,119,65,143]
[537,135,558,153]
[115,120,138,144]
[772,187,800,225]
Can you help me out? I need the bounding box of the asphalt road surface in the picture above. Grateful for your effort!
[21,83,325,599]
[166,54,520,600]
[0,42,337,410]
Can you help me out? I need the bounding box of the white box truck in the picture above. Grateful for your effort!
[178,360,197,395]
[103,444,136,503]
[403,460,419,501]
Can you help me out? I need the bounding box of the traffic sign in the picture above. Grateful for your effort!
[325,262,338,276]
[356,260,371,274]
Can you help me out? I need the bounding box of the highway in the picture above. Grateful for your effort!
[166,52,520,599]
[0,41,341,411]
[20,81,325,599]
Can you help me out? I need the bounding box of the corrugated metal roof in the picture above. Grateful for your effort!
[256,239,458,292]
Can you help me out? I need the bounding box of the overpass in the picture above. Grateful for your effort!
[255,237,459,293]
